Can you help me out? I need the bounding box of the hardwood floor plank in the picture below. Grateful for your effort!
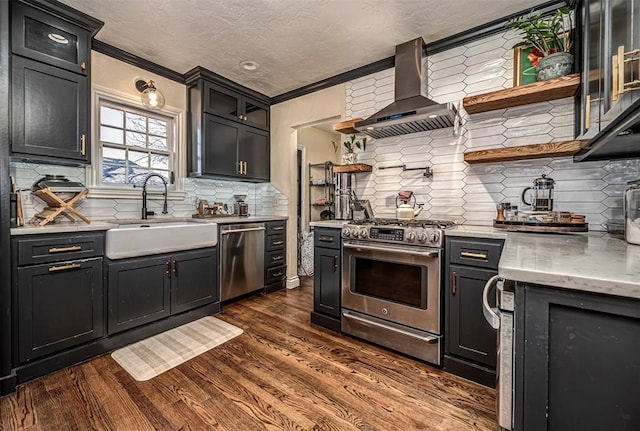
[0,281,497,431]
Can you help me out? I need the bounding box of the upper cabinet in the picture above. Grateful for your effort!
[9,0,103,165]
[186,67,271,182]
[580,0,640,137]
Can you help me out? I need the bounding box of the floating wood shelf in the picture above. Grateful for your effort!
[463,73,581,114]
[464,140,588,164]
[332,118,363,134]
[333,163,373,173]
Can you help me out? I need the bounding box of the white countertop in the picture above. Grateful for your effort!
[10,215,287,235]
[309,220,348,228]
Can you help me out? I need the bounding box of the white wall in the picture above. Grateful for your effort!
[346,30,640,230]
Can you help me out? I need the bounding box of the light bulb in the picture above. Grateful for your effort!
[148,91,158,101]
[148,98,158,107]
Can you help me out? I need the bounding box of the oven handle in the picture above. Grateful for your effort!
[343,242,438,258]
[342,310,439,344]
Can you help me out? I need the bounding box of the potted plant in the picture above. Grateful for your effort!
[507,7,573,82]
[333,134,367,164]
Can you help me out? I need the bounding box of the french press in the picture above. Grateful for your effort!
[522,174,555,211]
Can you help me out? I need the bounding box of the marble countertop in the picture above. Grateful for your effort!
[10,215,287,235]
[309,220,348,228]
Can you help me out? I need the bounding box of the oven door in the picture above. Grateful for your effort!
[342,240,441,334]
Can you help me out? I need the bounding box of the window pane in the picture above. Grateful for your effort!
[102,164,127,184]
[100,126,123,144]
[149,118,167,137]
[148,136,168,151]
[102,146,126,166]
[150,153,169,170]
[129,168,151,186]
[129,150,149,168]
[101,106,123,128]
[145,171,168,186]
[126,113,147,132]
[126,131,146,148]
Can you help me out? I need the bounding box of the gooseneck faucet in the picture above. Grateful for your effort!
[140,173,168,220]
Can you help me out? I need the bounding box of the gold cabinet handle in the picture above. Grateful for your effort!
[173,260,178,276]
[460,251,488,259]
[272,240,284,246]
[585,94,591,130]
[452,271,457,295]
[238,160,243,174]
[272,271,284,277]
[612,49,620,102]
[318,235,334,242]
[272,226,284,231]
[49,245,82,253]
[81,135,86,156]
[80,62,86,70]
[243,161,247,175]
[272,255,284,262]
[166,261,172,278]
[49,263,81,272]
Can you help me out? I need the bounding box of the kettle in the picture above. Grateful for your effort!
[522,174,555,211]
[396,191,422,221]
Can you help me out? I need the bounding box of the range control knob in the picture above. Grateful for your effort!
[358,229,368,239]
[430,231,441,244]
[406,232,416,242]
[342,228,351,238]
[416,232,428,243]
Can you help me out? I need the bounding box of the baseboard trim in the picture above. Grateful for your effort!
[286,276,300,289]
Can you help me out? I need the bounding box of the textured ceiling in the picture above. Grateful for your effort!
[59,0,550,97]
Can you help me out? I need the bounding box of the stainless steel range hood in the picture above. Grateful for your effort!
[574,98,640,162]
[354,38,457,139]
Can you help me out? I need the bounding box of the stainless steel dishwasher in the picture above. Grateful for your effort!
[220,223,265,301]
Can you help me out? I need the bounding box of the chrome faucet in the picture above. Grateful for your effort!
[140,173,168,219]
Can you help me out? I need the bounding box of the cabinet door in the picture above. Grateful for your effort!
[516,285,640,431]
[17,258,103,363]
[202,113,240,178]
[202,82,242,121]
[447,265,497,367]
[241,125,269,181]
[171,248,218,315]
[107,255,171,334]
[242,97,269,130]
[11,56,88,163]
[11,1,90,75]
[313,247,341,318]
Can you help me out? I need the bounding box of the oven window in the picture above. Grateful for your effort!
[352,257,426,308]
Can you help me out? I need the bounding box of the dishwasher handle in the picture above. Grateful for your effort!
[482,275,501,329]
[221,227,266,235]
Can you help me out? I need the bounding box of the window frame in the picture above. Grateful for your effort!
[88,84,186,200]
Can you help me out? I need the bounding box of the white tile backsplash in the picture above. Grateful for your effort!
[346,29,640,230]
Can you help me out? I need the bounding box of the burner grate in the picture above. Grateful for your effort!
[349,218,456,229]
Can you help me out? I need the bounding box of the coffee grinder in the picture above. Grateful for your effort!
[233,195,249,217]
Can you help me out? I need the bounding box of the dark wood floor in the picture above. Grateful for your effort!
[0,277,497,430]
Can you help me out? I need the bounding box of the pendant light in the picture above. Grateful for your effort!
[135,79,165,110]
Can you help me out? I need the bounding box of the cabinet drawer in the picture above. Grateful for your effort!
[16,232,104,266]
[266,265,286,284]
[265,249,286,268]
[266,220,286,235]
[266,234,285,251]
[448,237,504,270]
[313,228,341,250]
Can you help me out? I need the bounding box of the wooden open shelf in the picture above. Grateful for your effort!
[463,73,581,114]
[464,140,588,164]
[333,118,363,134]
[333,163,373,173]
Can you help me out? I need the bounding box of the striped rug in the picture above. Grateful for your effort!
[111,316,243,381]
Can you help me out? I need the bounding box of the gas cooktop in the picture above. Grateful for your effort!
[347,218,456,229]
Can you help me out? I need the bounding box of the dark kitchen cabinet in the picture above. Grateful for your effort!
[11,56,88,163]
[310,227,342,331]
[108,248,218,334]
[186,67,271,182]
[444,236,503,387]
[12,232,105,363]
[203,81,269,131]
[9,0,102,165]
[514,283,640,431]
[264,220,287,293]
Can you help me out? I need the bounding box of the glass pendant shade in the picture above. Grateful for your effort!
[136,79,165,110]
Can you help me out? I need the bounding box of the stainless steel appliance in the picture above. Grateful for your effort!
[625,179,640,245]
[521,174,555,211]
[233,195,249,217]
[220,223,265,301]
[341,218,455,366]
[335,173,353,220]
[483,277,515,430]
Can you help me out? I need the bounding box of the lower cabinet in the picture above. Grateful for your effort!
[310,227,342,331]
[264,220,286,293]
[108,248,218,334]
[444,236,503,386]
[17,257,103,363]
[515,284,640,431]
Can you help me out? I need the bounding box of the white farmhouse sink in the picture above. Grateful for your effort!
[106,221,217,259]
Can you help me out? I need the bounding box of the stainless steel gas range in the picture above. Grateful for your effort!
[341,218,455,366]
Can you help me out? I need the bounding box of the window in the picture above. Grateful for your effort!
[89,85,185,199]
[98,101,173,187]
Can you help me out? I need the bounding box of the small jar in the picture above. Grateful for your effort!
[624,179,640,245]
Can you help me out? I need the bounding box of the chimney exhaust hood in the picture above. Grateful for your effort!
[574,98,640,162]
[354,38,457,139]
